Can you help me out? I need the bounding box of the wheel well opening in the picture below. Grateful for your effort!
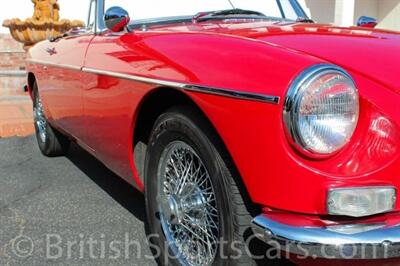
[27,72,36,99]
[133,88,259,216]
[27,72,36,90]
[133,88,199,181]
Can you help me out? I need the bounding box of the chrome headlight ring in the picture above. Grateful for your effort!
[284,64,360,157]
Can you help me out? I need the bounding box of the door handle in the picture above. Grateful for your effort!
[43,65,48,71]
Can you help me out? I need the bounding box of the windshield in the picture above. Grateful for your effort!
[103,0,305,23]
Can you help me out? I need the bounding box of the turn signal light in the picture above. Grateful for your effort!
[328,187,396,217]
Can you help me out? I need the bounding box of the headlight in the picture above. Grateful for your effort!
[284,64,359,155]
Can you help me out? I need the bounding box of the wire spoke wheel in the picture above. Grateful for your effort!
[157,141,219,266]
[33,96,47,143]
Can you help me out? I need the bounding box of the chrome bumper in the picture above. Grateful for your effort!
[252,215,400,259]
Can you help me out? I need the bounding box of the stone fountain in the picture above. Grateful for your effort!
[2,0,85,50]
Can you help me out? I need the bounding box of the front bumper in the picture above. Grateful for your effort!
[252,215,400,259]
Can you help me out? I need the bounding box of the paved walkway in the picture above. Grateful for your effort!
[0,75,34,138]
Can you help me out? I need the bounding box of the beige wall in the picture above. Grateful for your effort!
[302,0,336,23]
[377,0,400,30]
[301,0,400,31]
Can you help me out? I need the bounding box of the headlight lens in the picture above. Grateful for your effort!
[284,65,359,155]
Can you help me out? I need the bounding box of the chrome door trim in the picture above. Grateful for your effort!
[26,59,82,71]
[26,59,280,104]
[82,67,280,104]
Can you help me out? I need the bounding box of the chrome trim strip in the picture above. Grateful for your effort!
[82,66,187,87]
[252,215,400,259]
[26,59,279,103]
[26,59,82,71]
[82,67,280,104]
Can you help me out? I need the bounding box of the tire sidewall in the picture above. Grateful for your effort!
[145,111,234,265]
[32,82,69,157]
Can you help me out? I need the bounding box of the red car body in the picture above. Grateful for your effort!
[26,18,400,262]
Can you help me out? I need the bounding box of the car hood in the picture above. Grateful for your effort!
[183,21,400,93]
[256,24,400,93]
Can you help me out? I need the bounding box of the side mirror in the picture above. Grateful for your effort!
[104,6,130,32]
[357,16,378,28]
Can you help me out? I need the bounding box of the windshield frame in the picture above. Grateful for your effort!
[282,0,308,19]
[94,0,309,33]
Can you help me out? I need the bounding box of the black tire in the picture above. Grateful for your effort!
[32,82,69,157]
[145,106,256,265]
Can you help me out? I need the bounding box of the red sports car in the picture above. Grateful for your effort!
[26,0,400,265]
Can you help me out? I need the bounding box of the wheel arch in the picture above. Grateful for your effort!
[132,87,204,183]
[27,72,36,100]
[132,87,259,215]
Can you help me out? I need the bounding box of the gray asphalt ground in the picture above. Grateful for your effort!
[0,136,157,266]
[0,135,295,266]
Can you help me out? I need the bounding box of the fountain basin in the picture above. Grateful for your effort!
[3,18,85,50]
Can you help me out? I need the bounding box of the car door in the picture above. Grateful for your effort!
[41,1,96,141]
[81,32,148,182]
[80,1,197,183]
[43,34,94,140]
